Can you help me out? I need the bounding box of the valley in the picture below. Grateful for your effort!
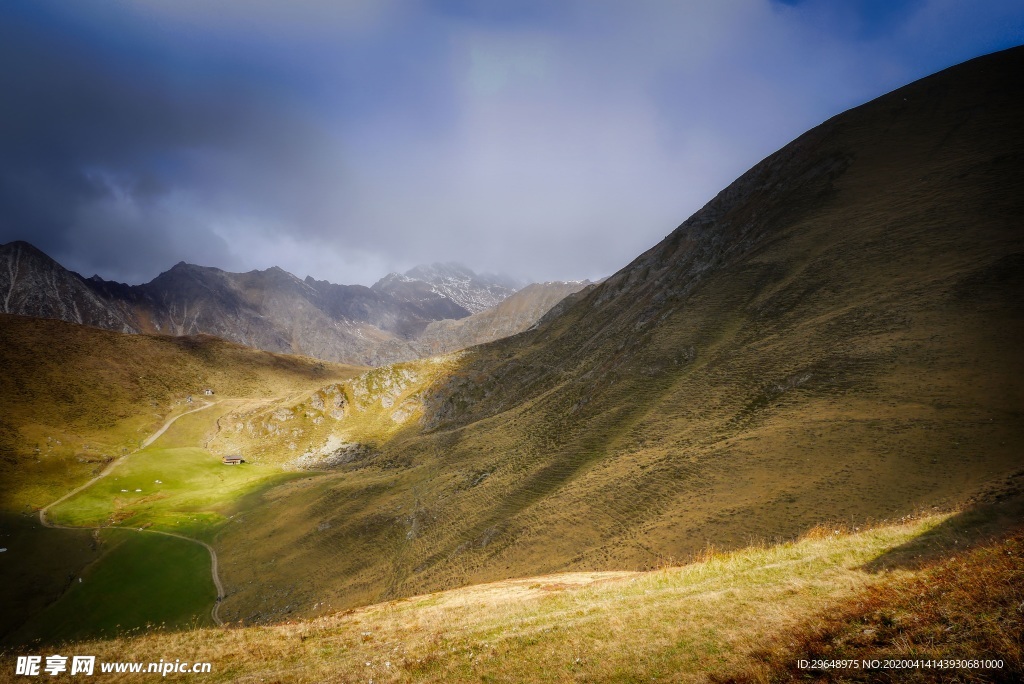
[1,45,1022,681]
[0,317,364,645]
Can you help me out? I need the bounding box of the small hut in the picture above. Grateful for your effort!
[222,455,244,466]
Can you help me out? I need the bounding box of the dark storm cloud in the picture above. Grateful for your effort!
[0,1,347,282]
[1,1,1022,286]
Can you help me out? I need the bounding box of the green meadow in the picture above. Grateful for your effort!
[10,529,215,646]
[11,406,310,645]
[47,446,297,542]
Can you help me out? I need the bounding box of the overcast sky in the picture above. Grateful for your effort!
[1,0,1022,286]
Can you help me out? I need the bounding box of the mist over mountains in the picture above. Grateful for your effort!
[0,242,586,365]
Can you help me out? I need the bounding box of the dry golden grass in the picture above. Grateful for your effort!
[9,507,1021,683]
[717,533,1024,682]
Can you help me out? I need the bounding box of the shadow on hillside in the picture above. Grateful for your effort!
[861,473,1024,573]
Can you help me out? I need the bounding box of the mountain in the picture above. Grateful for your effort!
[413,280,592,357]
[0,241,139,333]
[372,262,521,314]
[0,248,570,365]
[133,262,426,366]
[205,47,1024,622]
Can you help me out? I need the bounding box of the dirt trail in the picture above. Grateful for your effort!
[37,401,225,626]
[147,529,225,625]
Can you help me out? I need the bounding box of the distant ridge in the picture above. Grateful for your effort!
[413,279,593,357]
[0,240,141,333]
[0,244,586,365]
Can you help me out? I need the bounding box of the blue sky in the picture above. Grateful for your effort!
[1,0,1022,285]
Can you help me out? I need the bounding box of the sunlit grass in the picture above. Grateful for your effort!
[0,314,363,516]
[720,531,1024,682]
[47,446,298,542]
[38,512,1016,683]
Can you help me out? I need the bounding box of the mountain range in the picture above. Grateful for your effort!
[0,244,587,365]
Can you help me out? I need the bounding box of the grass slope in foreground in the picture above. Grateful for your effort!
[11,494,1019,683]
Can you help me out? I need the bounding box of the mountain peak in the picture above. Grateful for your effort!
[0,240,567,364]
[1,240,58,263]
[373,262,520,314]
[404,262,523,291]
[405,262,472,280]
[3,239,39,249]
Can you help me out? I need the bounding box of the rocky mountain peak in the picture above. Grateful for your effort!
[374,262,521,314]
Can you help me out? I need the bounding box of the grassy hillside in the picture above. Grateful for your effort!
[0,315,362,644]
[8,494,1019,682]
[205,355,462,468]
[0,314,362,514]
[204,47,1024,624]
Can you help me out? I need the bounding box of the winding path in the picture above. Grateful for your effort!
[147,529,225,625]
[38,401,226,626]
